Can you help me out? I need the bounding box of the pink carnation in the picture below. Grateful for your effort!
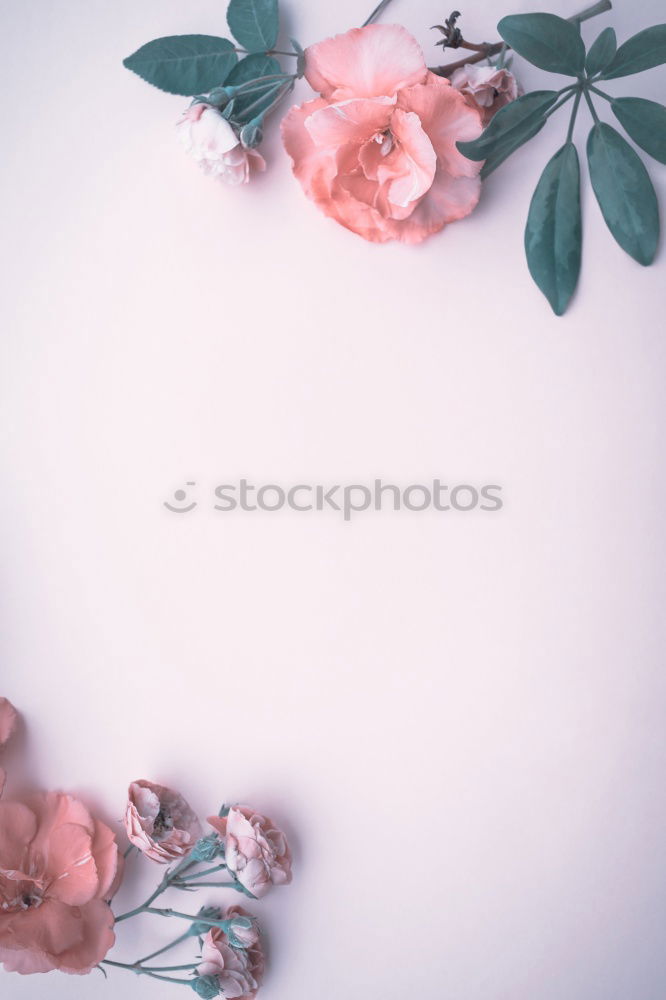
[281,23,483,243]
[197,906,264,1000]
[124,780,201,864]
[0,698,18,798]
[208,806,291,898]
[0,792,121,975]
[449,64,520,125]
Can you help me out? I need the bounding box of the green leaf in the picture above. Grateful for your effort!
[585,27,616,76]
[587,122,659,265]
[481,119,548,178]
[611,97,666,164]
[497,14,586,76]
[525,142,582,315]
[227,0,279,53]
[123,35,238,95]
[225,53,282,121]
[457,90,558,161]
[601,24,666,79]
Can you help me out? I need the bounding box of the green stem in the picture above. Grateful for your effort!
[544,89,576,119]
[175,863,227,883]
[570,0,612,24]
[135,931,192,966]
[588,84,613,102]
[235,80,293,120]
[144,907,236,928]
[234,47,297,58]
[114,853,198,923]
[142,964,199,973]
[102,960,193,985]
[172,880,252,895]
[566,89,583,142]
[363,0,396,26]
[583,87,601,123]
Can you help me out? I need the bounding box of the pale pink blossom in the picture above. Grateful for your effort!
[125,780,201,864]
[208,806,291,898]
[0,698,18,798]
[197,906,264,999]
[177,104,266,185]
[449,64,520,125]
[0,791,121,975]
[281,24,483,243]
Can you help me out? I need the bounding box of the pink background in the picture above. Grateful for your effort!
[1,0,665,997]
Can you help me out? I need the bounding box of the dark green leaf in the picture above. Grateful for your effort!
[585,27,616,76]
[611,97,666,164]
[498,14,586,75]
[227,0,279,53]
[525,142,582,315]
[457,90,558,161]
[602,24,666,79]
[123,35,238,95]
[481,119,548,178]
[225,53,282,121]
[587,122,659,265]
[226,52,281,84]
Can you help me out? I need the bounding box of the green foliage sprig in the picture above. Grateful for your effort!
[123,0,303,146]
[457,11,666,315]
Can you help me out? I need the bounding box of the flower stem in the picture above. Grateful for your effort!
[144,907,236,928]
[175,863,227,882]
[583,87,601,123]
[135,931,193,966]
[570,0,613,24]
[588,84,613,102]
[363,0,396,27]
[566,89,583,142]
[544,89,576,119]
[102,960,193,985]
[431,1,612,76]
[172,880,253,895]
[114,853,199,923]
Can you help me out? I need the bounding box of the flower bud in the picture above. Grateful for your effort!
[191,833,222,862]
[191,975,220,999]
[240,119,264,150]
[206,86,233,108]
[188,906,224,938]
[227,914,259,949]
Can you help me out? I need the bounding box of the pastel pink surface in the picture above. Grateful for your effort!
[0,1,665,999]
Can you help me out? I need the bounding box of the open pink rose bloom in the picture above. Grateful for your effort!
[198,905,265,999]
[125,779,201,863]
[281,23,483,243]
[0,792,121,975]
[209,806,292,898]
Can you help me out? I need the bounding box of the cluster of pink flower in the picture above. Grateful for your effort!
[179,24,518,244]
[0,698,292,997]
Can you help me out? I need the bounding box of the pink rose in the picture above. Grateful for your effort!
[449,64,520,125]
[177,104,266,185]
[0,698,18,798]
[0,791,121,975]
[125,780,201,864]
[208,806,291,898]
[281,23,483,244]
[197,906,264,1000]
